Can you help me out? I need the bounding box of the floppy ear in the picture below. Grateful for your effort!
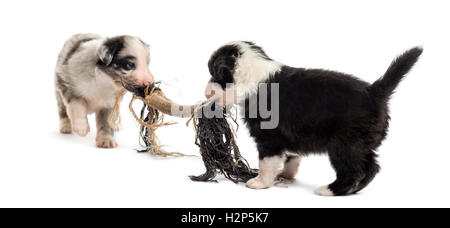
[97,44,113,66]
[213,56,230,80]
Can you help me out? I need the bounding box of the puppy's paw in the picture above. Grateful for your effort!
[246,176,271,189]
[59,118,72,134]
[277,171,296,181]
[96,135,118,148]
[314,185,334,196]
[73,121,90,136]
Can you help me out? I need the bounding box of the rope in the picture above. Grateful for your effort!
[129,85,258,182]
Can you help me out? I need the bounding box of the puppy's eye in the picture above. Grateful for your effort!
[123,62,135,71]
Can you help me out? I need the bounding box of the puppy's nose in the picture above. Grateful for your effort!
[141,74,154,87]
[145,72,155,85]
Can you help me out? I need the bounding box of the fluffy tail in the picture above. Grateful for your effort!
[369,47,423,101]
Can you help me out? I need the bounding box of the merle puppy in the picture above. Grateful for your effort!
[55,34,154,148]
[205,41,422,196]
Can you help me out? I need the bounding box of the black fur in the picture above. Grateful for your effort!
[115,56,137,70]
[208,45,240,89]
[243,41,272,60]
[97,36,125,66]
[209,43,423,195]
[370,48,423,102]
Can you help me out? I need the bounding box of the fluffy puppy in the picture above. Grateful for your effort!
[205,41,422,196]
[55,34,154,148]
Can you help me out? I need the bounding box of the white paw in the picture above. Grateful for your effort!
[73,121,90,136]
[314,186,334,196]
[246,176,271,189]
[59,118,72,134]
[96,135,118,148]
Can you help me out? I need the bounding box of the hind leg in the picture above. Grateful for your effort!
[56,91,72,134]
[278,153,301,181]
[67,98,90,136]
[315,144,366,196]
[352,151,380,194]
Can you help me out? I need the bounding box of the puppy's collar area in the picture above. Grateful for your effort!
[230,41,283,96]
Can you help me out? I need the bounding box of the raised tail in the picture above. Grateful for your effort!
[369,47,423,101]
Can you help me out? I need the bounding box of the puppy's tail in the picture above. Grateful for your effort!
[369,47,423,102]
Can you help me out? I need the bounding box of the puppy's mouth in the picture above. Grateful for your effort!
[120,82,150,98]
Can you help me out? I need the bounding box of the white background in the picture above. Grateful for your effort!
[0,0,449,208]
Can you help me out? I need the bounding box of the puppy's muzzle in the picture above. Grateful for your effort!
[204,78,237,106]
[121,80,151,97]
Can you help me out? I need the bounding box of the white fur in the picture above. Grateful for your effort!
[80,69,121,113]
[67,99,90,136]
[228,41,282,101]
[96,134,118,148]
[314,186,334,196]
[123,38,153,85]
[246,156,283,189]
[56,36,122,114]
[55,35,152,115]
[55,34,150,148]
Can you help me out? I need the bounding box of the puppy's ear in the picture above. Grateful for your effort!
[97,36,125,66]
[97,44,114,66]
[214,64,234,89]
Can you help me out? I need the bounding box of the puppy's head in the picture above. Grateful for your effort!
[205,41,280,106]
[207,43,241,90]
[96,35,154,96]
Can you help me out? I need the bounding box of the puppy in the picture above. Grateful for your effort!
[55,34,154,148]
[205,41,422,196]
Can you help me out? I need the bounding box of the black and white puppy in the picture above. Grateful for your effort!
[205,41,422,196]
[55,34,154,148]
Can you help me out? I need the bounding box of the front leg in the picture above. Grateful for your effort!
[67,98,90,136]
[246,155,283,189]
[95,108,117,148]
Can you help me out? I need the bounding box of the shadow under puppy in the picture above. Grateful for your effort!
[205,41,422,196]
[55,34,154,148]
